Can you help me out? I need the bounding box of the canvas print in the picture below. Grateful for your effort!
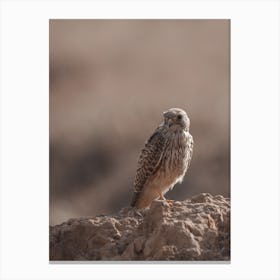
[49,19,230,261]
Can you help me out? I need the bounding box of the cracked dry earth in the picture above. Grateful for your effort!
[50,193,230,261]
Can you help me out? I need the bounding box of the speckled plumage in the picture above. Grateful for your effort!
[131,108,193,208]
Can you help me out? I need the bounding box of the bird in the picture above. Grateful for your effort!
[131,108,193,208]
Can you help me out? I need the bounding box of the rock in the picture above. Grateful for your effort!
[50,193,230,261]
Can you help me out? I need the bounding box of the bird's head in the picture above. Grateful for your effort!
[163,108,190,131]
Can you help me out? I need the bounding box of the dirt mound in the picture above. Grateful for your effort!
[50,193,230,261]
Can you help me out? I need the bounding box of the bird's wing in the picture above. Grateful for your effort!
[133,126,166,193]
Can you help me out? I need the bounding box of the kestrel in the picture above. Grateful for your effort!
[131,108,193,208]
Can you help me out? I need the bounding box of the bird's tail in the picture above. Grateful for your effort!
[130,191,141,207]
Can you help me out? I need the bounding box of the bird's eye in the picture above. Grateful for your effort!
[177,115,182,120]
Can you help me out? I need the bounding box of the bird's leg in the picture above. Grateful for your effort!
[159,192,166,201]
[158,191,174,206]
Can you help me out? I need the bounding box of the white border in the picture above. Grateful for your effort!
[0,1,279,280]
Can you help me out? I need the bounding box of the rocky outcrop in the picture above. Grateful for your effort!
[50,193,230,261]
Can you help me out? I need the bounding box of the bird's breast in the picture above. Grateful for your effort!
[151,130,192,192]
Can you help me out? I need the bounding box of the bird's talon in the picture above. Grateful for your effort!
[166,199,175,205]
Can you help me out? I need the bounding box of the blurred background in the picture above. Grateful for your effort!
[49,20,230,226]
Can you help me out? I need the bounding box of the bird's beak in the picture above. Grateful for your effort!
[168,119,173,127]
